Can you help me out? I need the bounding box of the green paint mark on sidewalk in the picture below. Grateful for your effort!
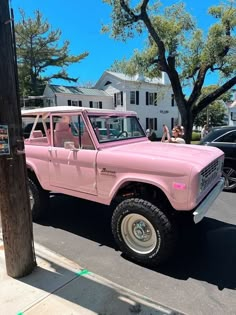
[76,269,91,276]
[17,312,24,315]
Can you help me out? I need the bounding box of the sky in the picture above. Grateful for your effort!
[11,0,220,87]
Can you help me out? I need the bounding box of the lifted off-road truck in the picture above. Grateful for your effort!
[22,106,225,266]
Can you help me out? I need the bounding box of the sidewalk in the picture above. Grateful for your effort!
[0,236,184,315]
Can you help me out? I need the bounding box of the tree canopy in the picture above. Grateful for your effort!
[102,0,236,143]
[15,10,89,96]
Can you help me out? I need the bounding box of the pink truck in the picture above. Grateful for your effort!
[22,106,225,266]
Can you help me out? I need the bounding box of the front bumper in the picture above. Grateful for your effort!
[193,177,225,224]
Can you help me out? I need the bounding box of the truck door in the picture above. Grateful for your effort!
[48,113,97,195]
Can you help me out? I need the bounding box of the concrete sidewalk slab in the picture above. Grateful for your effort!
[0,237,184,315]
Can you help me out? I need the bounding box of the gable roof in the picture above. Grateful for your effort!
[47,84,110,96]
[106,71,164,84]
[95,70,169,89]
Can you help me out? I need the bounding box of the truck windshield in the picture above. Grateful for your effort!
[89,115,145,143]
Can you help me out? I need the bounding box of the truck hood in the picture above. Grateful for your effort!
[105,141,224,169]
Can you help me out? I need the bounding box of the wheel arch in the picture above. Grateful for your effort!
[111,180,174,214]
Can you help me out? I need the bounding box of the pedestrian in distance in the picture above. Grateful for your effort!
[201,124,209,139]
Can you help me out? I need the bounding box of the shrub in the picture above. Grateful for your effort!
[192,131,201,141]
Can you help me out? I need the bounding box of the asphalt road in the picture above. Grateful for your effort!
[33,191,236,315]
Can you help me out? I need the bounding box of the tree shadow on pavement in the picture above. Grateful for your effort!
[37,194,236,291]
[14,251,180,315]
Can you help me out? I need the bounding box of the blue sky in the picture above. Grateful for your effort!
[11,0,219,87]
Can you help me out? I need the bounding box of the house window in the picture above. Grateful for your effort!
[72,100,78,106]
[89,101,93,108]
[130,91,139,105]
[146,118,157,130]
[93,101,103,109]
[68,100,71,106]
[79,100,82,107]
[104,81,112,86]
[114,92,123,106]
[146,92,157,106]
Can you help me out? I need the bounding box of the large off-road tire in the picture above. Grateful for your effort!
[111,198,177,266]
[28,178,49,221]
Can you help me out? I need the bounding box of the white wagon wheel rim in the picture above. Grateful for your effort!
[121,213,159,254]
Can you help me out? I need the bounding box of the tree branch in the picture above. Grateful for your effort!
[188,64,210,107]
[193,76,236,116]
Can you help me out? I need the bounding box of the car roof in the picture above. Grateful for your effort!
[21,106,137,116]
[200,125,236,143]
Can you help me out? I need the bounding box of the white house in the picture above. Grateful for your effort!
[43,70,180,137]
[228,100,236,126]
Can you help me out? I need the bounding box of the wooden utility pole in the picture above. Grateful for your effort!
[0,0,36,277]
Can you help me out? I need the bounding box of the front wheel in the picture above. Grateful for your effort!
[28,178,49,221]
[111,198,177,266]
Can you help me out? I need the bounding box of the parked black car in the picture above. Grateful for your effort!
[199,126,236,192]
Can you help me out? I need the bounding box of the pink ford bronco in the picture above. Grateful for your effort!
[22,106,225,266]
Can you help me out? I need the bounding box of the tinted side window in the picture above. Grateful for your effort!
[216,131,236,143]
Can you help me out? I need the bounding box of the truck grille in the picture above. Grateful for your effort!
[199,158,223,193]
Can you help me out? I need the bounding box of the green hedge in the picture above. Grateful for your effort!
[192,131,201,141]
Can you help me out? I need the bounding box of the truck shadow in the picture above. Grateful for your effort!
[38,193,236,291]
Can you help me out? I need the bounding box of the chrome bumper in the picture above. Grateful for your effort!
[193,177,225,224]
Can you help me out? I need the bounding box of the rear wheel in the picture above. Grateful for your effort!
[111,198,177,266]
[222,164,236,191]
[28,178,49,221]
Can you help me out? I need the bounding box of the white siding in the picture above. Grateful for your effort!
[43,71,180,137]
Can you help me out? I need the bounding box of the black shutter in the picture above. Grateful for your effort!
[79,100,82,107]
[146,92,149,105]
[89,101,93,108]
[121,91,123,106]
[171,118,174,129]
[146,118,149,130]
[136,91,139,105]
[68,100,71,106]
[154,118,157,130]
[114,94,117,107]
[171,94,175,106]
[154,93,157,106]
[99,101,102,109]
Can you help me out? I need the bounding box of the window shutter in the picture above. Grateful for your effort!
[68,100,71,106]
[114,94,117,107]
[136,91,139,105]
[146,92,149,105]
[146,118,149,130]
[79,100,82,107]
[154,118,157,130]
[121,91,123,106]
[154,93,157,106]
[89,101,93,108]
[99,101,102,109]
[171,94,175,106]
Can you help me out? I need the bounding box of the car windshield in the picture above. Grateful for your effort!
[89,114,145,143]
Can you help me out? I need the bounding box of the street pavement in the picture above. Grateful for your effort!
[32,191,236,315]
[0,191,235,314]
[0,235,184,315]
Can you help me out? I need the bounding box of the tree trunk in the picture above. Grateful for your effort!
[180,107,194,144]
[0,0,36,278]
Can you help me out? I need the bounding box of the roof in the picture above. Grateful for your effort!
[105,71,164,85]
[48,84,110,96]
[21,106,137,116]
